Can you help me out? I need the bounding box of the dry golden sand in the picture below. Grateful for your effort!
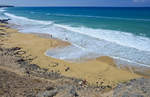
[0,23,141,87]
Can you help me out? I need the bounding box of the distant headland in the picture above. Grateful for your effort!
[0,5,14,8]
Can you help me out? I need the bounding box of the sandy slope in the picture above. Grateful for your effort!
[0,23,141,87]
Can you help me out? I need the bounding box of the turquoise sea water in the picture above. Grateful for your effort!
[0,7,150,67]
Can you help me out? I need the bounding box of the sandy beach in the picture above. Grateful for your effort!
[1,22,150,97]
[0,23,142,87]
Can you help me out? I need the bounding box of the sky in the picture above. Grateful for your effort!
[0,0,150,7]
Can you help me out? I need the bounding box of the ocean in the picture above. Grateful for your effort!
[0,7,150,67]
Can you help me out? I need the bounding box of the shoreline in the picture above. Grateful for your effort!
[0,23,144,87]
[31,29,150,69]
[35,31,150,69]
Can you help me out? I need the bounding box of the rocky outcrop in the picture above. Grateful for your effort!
[0,19,11,24]
[113,78,150,97]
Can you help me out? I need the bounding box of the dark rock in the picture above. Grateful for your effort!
[17,59,25,64]
[0,19,11,24]
[106,85,112,89]
[28,64,40,70]
[10,47,21,51]
[65,67,70,72]
[0,33,5,36]
[46,87,55,91]
[26,70,30,74]
[0,48,3,51]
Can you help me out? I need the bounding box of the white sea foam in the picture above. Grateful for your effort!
[55,24,150,52]
[0,8,6,12]
[0,8,9,19]
[4,12,150,66]
[4,13,53,25]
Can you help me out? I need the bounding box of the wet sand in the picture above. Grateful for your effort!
[0,23,141,87]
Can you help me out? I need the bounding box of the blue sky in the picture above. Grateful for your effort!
[0,0,150,7]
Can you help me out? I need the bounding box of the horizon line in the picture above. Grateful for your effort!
[14,6,150,7]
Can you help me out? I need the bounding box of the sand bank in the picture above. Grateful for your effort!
[0,23,141,87]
